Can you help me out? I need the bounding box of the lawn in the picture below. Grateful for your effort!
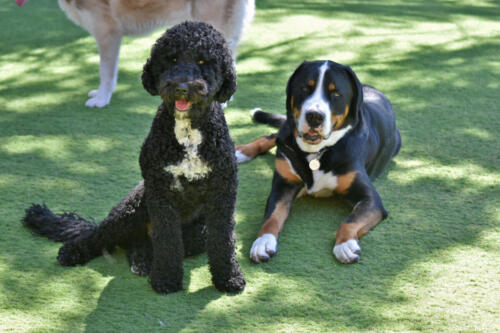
[1,0,499,332]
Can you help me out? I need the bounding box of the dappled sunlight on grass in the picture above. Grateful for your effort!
[1,0,499,331]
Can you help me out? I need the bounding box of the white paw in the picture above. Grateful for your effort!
[88,89,98,97]
[235,150,252,163]
[85,90,112,108]
[250,233,277,263]
[333,239,361,264]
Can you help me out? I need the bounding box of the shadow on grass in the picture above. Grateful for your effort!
[1,0,499,331]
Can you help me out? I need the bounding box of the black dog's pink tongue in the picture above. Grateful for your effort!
[16,0,28,6]
[175,99,191,111]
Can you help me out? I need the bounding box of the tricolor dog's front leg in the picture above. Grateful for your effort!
[250,164,303,263]
[334,172,388,264]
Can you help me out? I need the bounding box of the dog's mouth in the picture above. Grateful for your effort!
[300,130,325,144]
[175,98,192,112]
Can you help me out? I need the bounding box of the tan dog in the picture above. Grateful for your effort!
[16,0,254,108]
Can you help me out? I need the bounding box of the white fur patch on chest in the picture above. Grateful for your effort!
[164,115,212,183]
[306,155,338,197]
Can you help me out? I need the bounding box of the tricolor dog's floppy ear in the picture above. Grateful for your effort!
[343,65,364,126]
[141,55,159,96]
[215,50,237,103]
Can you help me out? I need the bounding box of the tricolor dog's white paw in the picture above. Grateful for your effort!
[250,233,277,263]
[235,149,253,163]
[333,239,361,264]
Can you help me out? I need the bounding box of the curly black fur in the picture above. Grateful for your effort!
[22,22,245,294]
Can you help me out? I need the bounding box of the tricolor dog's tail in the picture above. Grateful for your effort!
[251,108,286,128]
[22,204,96,242]
[235,108,284,163]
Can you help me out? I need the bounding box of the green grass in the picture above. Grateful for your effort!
[1,0,499,331]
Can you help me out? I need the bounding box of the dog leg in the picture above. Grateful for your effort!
[205,189,245,293]
[57,181,148,266]
[235,133,277,163]
[250,171,303,262]
[128,238,153,276]
[334,172,387,264]
[145,187,184,294]
[85,27,122,108]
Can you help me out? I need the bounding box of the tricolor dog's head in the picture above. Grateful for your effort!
[286,60,363,153]
[142,21,237,114]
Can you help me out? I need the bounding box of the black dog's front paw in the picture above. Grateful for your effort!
[213,272,246,293]
[57,241,89,266]
[149,276,183,295]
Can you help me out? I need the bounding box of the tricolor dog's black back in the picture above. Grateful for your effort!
[236,60,401,264]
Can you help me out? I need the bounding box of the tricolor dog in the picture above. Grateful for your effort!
[236,60,401,264]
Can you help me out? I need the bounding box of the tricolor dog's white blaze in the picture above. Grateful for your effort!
[164,113,212,189]
[296,61,352,153]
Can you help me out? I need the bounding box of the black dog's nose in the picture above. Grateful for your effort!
[305,111,325,128]
[175,83,189,96]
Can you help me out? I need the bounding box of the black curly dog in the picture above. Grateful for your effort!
[22,21,245,294]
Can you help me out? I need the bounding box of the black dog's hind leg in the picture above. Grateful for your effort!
[57,182,149,266]
[182,219,207,257]
[205,188,245,293]
[127,238,153,276]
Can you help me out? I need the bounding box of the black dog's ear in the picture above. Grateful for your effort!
[141,56,159,96]
[215,52,237,103]
[343,65,364,124]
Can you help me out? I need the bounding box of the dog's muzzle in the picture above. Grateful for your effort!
[160,78,208,111]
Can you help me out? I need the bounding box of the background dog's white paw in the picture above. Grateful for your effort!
[235,149,252,163]
[333,239,361,264]
[85,91,111,108]
[250,233,277,263]
[88,89,98,97]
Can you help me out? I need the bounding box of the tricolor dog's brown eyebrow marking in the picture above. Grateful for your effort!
[328,83,336,91]
[275,158,302,183]
[333,105,349,130]
[308,80,315,87]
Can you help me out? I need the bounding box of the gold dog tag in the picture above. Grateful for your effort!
[309,159,320,171]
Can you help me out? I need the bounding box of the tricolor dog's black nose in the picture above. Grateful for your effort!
[305,111,325,128]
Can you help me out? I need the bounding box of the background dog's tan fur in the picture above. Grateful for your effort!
[52,0,254,107]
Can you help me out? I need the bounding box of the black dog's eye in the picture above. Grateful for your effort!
[198,60,205,65]
[172,57,177,63]
[302,86,310,93]
[332,90,341,97]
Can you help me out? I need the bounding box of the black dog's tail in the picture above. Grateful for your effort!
[22,204,96,242]
[251,108,286,128]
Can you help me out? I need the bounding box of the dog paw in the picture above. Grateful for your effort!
[149,278,183,295]
[333,239,361,264]
[57,242,88,266]
[250,233,277,263]
[213,273,246,293]
[130,261,151,276]
[235,149,253,163]
[85,91,111,108]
